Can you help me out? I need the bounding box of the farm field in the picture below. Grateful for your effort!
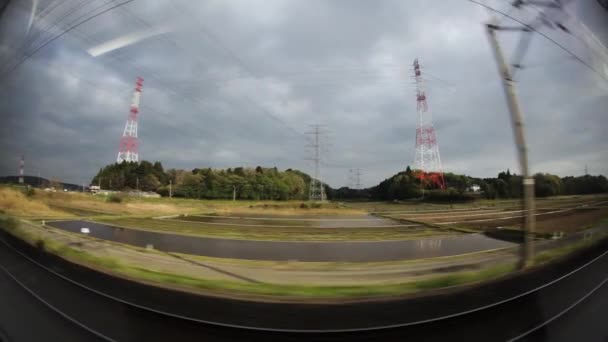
[1,185,607,300]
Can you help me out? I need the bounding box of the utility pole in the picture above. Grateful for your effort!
[233,185,236,201]
[486,20,535,268]
[169,180,173,198]
[136,177,139,194]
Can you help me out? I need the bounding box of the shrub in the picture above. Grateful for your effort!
[106,194,123,203]
[36,239,46,251]
[0,215,18,231]
[22,187,35,198]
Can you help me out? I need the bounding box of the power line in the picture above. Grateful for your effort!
[62,15,301,160]
[115,3,308,142]
[1,0,136,79]
[166,2,309,139]
[467,0,608,83]
[67,24,251,136]
[3,0,116,74]
[21,0,100,56]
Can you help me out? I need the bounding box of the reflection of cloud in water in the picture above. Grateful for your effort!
[416,239,443,251]
[181,215,409,228]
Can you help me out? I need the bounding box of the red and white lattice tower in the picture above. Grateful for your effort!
[412,59,445,190]
[117,77,143,163]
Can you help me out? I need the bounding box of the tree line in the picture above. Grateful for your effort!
[91,161,607,201]
[91,161,168,192]
[482,170,608,199]
[92,162,322,200]
[366,167,478,201]
[370,167,608,201]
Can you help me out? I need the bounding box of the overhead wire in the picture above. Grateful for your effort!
[111,14,448,125]
[115,2,309,142]
[21,0,98,54]
[100,2,308,144]
[3,0,97,71]
[467,0,608,83]
[3,2,521,174]
[60,3,304,161]
[167,2,320,141]
[0,54,225,163]
[0,0,71,72]
[0,0,136,78]
[67,26,222,114]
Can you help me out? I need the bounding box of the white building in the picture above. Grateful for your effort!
[467,184,481,192]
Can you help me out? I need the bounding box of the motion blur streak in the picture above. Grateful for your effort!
[87,25,176,57]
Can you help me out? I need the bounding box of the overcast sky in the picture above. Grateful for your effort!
[0,0,606,188]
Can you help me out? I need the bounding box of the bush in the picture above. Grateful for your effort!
[22,186,35,198]
[311,202,322,209]
[0,216,18,231]
[36,239,46,251]
[300,203,310,209]
[105,194,123,203]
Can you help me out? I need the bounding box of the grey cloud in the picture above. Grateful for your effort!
[1,0,606,188]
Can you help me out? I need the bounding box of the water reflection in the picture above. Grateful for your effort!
[49,220,516,262]
[177,214,409,228]
[416,239,443,251]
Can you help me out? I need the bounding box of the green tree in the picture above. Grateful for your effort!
[534,173,562,197]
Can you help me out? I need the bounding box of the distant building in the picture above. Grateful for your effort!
[89,185,101,193]
[467,184,481,192]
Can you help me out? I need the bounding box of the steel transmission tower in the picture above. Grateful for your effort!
[18,155,24,184]
[306,124,327,201]
[412,59,446,190]
[117,77,144,163]
[349,168,362,189]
